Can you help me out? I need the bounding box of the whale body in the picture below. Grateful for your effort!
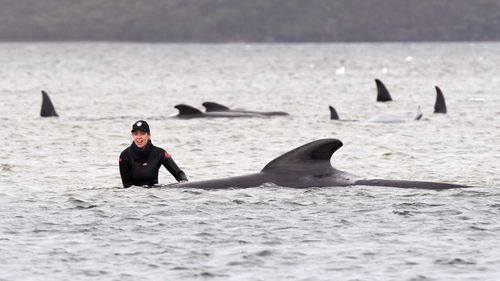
[173,139,469,190]
[202,101,289,116]
[172,104,265,119]
[329,106,422,123]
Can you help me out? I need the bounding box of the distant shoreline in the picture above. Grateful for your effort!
[2,1,500,43]
[0,40,499,44]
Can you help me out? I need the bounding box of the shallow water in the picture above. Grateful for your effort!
[0,42,499,280]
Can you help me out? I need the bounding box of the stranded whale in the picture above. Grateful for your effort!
[331,85,449,122]
[202,101,289,116]
[329,105,422,123]
[173,139,469,190]
[40,90,58,117]
[172,104,265,119]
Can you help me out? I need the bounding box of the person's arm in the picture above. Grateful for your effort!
[119,152,134,188]
[162,151,188,182]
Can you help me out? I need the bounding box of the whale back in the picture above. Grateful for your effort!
[174,138,470,190]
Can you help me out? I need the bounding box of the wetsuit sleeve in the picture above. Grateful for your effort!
[119,151,134,188]
[162,151,188,182]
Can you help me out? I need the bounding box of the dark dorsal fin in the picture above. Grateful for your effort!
[434,86,447,114]
[329,106,340,120]
[375,79,393,102]
[202,102,230,112]
[40,90,59,117]
[174,104,203,115]
[262,139,343,173]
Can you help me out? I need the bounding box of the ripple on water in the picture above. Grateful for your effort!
[0,43,499,281]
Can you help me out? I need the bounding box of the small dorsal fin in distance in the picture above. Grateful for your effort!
[174,104,203,115]
[414,106,423,120]
[40,90,59,117]
[375,79,393,102]
[261,139,343,173]
[329,106,340,120]
[202,102,230,112]
[434,86,447,114]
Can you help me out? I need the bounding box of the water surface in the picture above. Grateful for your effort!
[0,42,499,280]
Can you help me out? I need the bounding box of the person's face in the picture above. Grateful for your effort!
[132,130,150,149]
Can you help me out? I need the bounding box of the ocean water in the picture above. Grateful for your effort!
[0,42,499,280]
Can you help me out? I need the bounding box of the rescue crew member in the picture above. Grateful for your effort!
[119,120,188,188]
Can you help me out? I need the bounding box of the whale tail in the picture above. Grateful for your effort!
[329,106,340,120]
[40,90,59,117]
[375,79,393,102]
[355,179,468,189]
[434,86,447,114]
[202,102,230,112]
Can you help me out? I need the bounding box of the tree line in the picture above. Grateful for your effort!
[1,0,499,42]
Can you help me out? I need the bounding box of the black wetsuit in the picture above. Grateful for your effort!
[119,141,188,188]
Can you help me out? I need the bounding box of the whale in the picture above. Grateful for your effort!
[329,106,340,120]
[434,86,447,114]
[329,106,422,123]
[172,104,266,119]
[202,101,289,116]
[40,90,58,117]
[375,81,447,113]
[173,139,469,190]
[332,84,448,122]
[376,79,393,102]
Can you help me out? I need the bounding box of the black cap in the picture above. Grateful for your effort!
[131,120,150,133]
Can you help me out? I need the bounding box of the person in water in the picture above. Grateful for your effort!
[119,120,188,188]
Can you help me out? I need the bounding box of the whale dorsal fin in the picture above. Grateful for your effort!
[202,102,230,112]
[262,139,343,173]
[434,86,447,114]
[413,106,423,120]
[40,90,58,117]
[174,104,203,115]
[375,79,393,102]
[329,106,340,120]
